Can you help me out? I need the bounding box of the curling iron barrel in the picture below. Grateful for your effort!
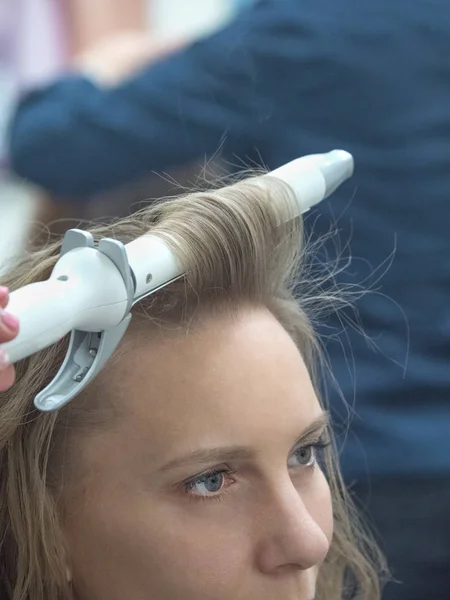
[1,150,354,411]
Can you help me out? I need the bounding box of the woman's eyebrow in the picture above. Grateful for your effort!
[295,410,330,442]
[157,411,330,473]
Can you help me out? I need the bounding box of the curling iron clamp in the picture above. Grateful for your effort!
[1,150,354,412]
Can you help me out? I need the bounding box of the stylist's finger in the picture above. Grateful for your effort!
[0,291,19,391]
[0,307,19,344]
[0,358,15,392]
[0,285,9,309]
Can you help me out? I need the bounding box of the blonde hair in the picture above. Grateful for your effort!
[0,176,386,600]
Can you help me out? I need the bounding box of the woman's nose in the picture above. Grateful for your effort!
[254,480,331,575]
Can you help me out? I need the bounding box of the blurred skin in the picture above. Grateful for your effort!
[73,30,187,86]
[61,308,333,600]
[68,0,148,54]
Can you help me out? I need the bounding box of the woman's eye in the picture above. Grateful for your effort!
[291,445,315,467]
[184,469,234,498]
[289,439,330,469]
[183,439,330,502]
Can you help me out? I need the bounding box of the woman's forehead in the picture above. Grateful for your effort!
[98,308,321,459]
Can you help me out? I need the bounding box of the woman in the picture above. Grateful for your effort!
[0,175,384,599]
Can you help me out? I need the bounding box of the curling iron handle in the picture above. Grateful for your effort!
[3,280,79,363]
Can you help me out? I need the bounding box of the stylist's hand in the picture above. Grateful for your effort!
[73,30,187,87]
[0,287,19,392]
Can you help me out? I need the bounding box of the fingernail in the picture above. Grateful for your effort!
[0,310,19,331]
[0,286,8,296]
[0,349,10,371]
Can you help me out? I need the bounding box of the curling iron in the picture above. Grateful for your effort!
[1,150,354,412]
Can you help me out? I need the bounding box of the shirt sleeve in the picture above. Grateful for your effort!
[8,1,324,197]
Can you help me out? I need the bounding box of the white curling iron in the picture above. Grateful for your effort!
[1,150,354,412]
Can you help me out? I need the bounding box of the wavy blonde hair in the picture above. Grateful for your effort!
[0,175,386,600]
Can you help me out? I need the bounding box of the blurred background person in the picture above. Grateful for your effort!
[4,0,450,598]
[1,0,243,243]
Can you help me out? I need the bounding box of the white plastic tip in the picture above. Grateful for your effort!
[265,150,354,213]
[313,149,354,198]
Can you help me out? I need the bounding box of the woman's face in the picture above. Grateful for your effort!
[63,308,333,600]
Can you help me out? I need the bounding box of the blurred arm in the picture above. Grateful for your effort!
[8,2,326,198]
